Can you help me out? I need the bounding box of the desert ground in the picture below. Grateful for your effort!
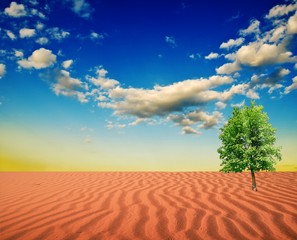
[0,172,296,240]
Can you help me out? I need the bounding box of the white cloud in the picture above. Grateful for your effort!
[189,111,222,129]
[231,100,245,108]
[36,22,45,30]
[236,42,294,67]
[284,76,297,94]
[18,48,56,69]
[268,25,286,43]
[224,53,237,61]
[295,63,297,69]
[19,28,36,38]
[240,19,260,36]
[182,126,201,135]
[47,28,70,40]
[216,61,241,74]
[220,83,249,101]
[287,11,297,34]
[266,84,283,94]
[246,89,260,99]
[266,2,297,19]
[169,114,195,126]
[205,52,219,60]
[128,118,146,126]
[171,110,222,130]
[36,37,49,45]
[54,70,82,90]
[109,75,233,118]
[62,60,73,69]
[220,38,244,49]
[249,69,288,95]
[14,50,24,58]
[6,30,16,40]
[0,64,6,78]
[31,8,46,19]
[4,2,27,17]
[88,67,119,89]
[90,32,104,40]
[52,70,88,103]
[215,101,227,110]
[165,36,177,48]
[71,0,94,19]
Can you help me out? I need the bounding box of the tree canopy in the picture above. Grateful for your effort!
[218,102,281,190]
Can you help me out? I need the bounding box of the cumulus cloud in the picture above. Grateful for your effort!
[170,110,223,130]
[287,11,297,34]
[14,50,24,58]
[246,89,260,99]
[224,53,237,61]
[36,37,49,45]
[19,28,36,38]
[165,36,177,48]
[18,48,56,69]
[52,70,88,103]
[109,75,233,118]
[251,68,290,89]
[284,76,297,94]
[88,67,119,89]
[182,126,201,135]
[47,28,70,40]
[4,2,27,17]
[71,0,94,18]
[0,64,6,78]
[268,25,287,43]
[216,61,241,74]
[236,42,294,67]
[189,111,222,129]
[6,30,16,40]
[240,19,260,36]
[62,60,73,69]
[214,1,297,82]
[205,52,220,60]
[247,68,290,95]
[220,38,244,49]
[215,101,227,110]
[221,84,249,101]
[266,2,297,19]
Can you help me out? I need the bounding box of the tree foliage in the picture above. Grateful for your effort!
[218,102,281,173]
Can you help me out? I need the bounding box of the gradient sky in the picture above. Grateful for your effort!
[0,0,297,171]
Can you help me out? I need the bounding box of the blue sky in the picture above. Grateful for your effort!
[0,0,296,171]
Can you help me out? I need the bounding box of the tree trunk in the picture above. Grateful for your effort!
[251,169,257,191]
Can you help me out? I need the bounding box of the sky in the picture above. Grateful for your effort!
[0,0,297,171]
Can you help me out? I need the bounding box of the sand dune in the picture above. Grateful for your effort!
[0,172,296,240]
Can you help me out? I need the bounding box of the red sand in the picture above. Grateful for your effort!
[0,172,297,240]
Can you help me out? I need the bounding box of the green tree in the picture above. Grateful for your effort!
[218,102,281,191]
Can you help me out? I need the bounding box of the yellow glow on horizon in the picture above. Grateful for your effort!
[1,123,296,172]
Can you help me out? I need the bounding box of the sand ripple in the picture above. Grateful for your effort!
[1,172,297,239]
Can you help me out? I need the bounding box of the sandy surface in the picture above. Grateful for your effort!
[0,172,296,240]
